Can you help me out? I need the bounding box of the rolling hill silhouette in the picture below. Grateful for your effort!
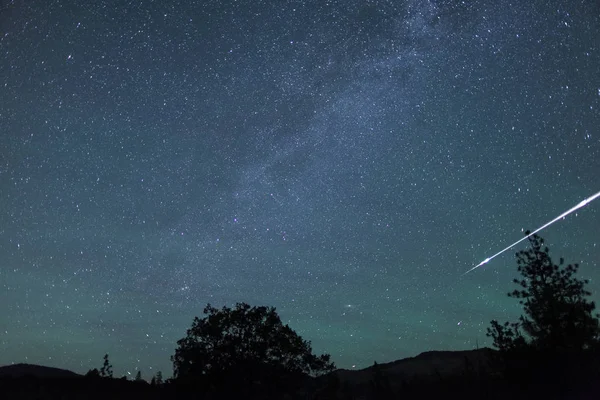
[328,348,495,388]
[0,363,81,379]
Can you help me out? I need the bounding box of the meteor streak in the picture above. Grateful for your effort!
[463,190,600,276]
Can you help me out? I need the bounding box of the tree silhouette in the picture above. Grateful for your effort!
[85,368,100,378]
[487,232,600,353]
[172,302,335,396]
[99,354,113,378]
[152,370,163,386]
[370,361,394,400]
[486,320,527,353]
[134,370,143,382]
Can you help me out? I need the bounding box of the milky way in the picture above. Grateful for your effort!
[1,0,599,378]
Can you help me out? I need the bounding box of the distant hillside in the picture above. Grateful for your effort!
[0,363,81,379]
[1,349,597,400]
[332,348,496,387]
[0,364,161,400]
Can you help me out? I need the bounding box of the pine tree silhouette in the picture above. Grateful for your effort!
[369,361,394,400]
[99,354,113,378]
[488,232,600,353]
[487,232,600,389]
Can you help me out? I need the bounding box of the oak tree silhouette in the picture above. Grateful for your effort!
[172,302,335,396]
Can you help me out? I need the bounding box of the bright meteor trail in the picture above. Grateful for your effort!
[463,190,600,276]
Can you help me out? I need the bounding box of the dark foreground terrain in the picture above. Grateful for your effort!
[2,348,600,400]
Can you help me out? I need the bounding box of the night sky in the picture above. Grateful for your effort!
[1,0,599,379]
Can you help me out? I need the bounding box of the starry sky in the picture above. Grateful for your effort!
[1,0,599,379]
